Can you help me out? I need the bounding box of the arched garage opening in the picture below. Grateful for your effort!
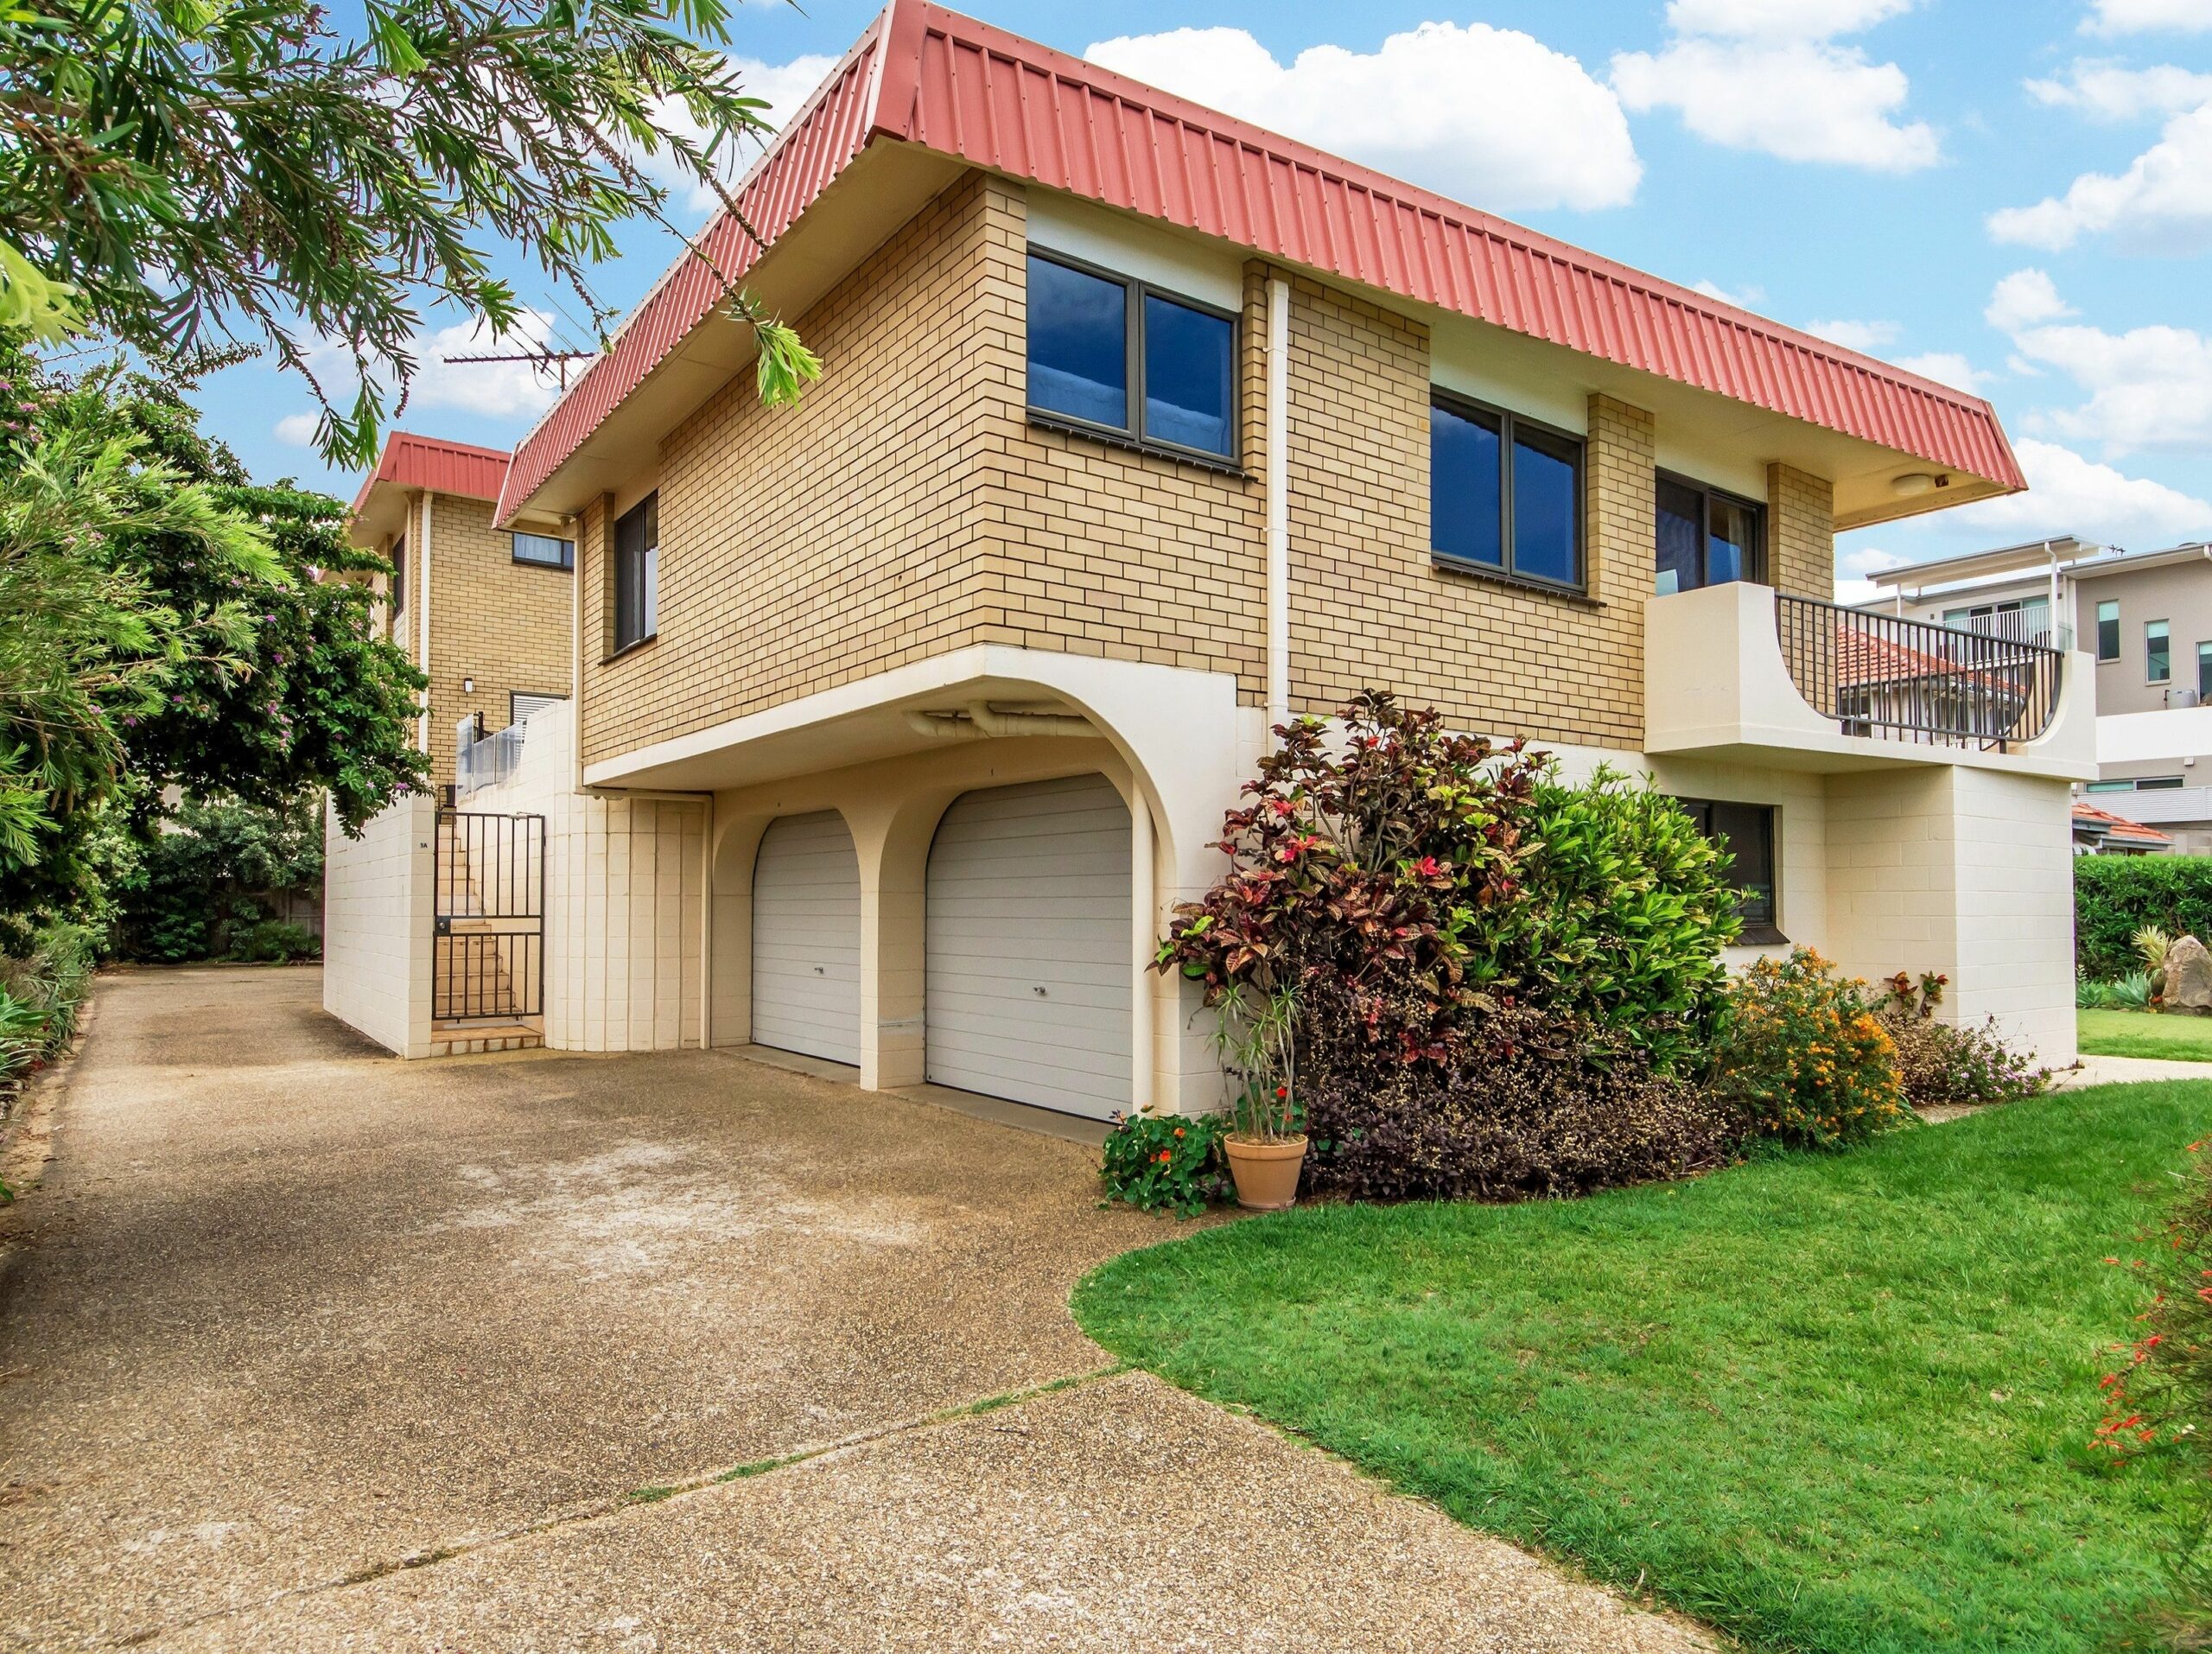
[924,773,1132,1119]
[749,810,861,1065]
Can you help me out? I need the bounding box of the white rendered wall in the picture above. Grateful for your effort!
[470,701,704,1053]
[321,793,435,1058]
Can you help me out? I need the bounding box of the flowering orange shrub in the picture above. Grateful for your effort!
[1707,949,1908,1148]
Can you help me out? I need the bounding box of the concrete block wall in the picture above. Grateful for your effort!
[321,792,435,1058]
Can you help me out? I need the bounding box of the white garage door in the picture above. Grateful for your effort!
[925,773,1132,1118]
[751,811,861,1065]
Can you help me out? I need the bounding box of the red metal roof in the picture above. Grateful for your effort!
[2072,801,2171,848]
[352,431,511,514]
[499,0,2024,522]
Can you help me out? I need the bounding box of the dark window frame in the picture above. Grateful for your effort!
[2198,639,2212,701]
[511,530,575,570]
[2096,598,2120,662]
[389,535,407,624]
[2148,618,2172,684]
[1429,388,1587,594]
[610,492,659,658]
[1675,795,1785,946]
[1655,469,1766,594]
[1023,245,1242,468]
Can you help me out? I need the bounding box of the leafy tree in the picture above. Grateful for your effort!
[114,794,324,961]
[0,0,820,464]
[0,345,426,919]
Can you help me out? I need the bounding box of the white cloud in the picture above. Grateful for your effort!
[305,310,568,423]
[2082,0,2212,36]
[1083,22,1642,212]
[1987,102,2212,250]
[1666,0,1916,40]
[1611,37,1940,169]
[1805,316,1901,351]
[1893,350,1993,391]
[2024,58,2212,119]
[274,412,321,448]
[1834,542,1909,603]
[1984,267,2075,331]
[1691,277,1766,306]
[1947,438,2210,543]
[2014,317,2212,454]
[645,54,840,215]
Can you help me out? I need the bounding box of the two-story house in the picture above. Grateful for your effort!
[346,431,577,790]
[1870,537,2212,849]
[322,0,2092,1102]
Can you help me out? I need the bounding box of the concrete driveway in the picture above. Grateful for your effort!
[0,967,1707,1652]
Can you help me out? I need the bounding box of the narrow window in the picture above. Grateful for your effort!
[1431,391,1584,590]
[1027,254,1128,430]
[2200,641,2212,700]
[389,536,407,623]
[2148,619,2171,684]
[2086,779,2134,794]
[1654,473,1764,595]
[2097,599,2120,661]
[512,531,575,569]
[613,493,658,653]
[2136,775,2186,791]
[1025,249,1238,461]
[1677,797,1783,945]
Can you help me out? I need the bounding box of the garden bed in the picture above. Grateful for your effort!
[1075,1081,2199,1653]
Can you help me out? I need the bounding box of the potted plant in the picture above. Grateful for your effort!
[1217,984,1306,1211]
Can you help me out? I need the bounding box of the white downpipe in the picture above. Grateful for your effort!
[1130,791,1155,1114]
[416,491,435,755]
[569,512,584,796]
[1265,276,1290,742]
[699,791,714,1051]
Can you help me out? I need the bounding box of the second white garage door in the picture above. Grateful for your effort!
[925,773,1132,1118]
[750,811,861,1065]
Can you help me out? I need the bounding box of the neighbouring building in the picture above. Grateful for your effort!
[1866,538,2212,849]
[344,431,577,791]
[2072,801,2170,856]
[322,0,2092,1095]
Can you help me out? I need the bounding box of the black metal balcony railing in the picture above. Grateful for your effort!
[1776,595,2065,750]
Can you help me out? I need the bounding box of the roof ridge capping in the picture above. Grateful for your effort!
[499,0,2024,522]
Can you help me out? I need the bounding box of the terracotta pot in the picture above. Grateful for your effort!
[1224,1134,1307,1212]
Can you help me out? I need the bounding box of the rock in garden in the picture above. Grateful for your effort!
[2163,935,2212,1014]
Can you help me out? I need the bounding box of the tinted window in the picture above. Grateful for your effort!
[1679,797,1780,936]
[613,493,658,652]
[1655,478,1700,595]
[2148,620,2171,683]
[1142,293,1234,456]
[1027,254,1127,429]
[1708,495,1758,585]
[1511,425,1580,587]
[1431,400,1503,568]
[2097,599,2120,662]
[389,537,406,620]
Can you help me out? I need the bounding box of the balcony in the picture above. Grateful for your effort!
[1644,582,2094,779]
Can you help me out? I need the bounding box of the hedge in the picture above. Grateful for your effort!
[2075,855,2212,979]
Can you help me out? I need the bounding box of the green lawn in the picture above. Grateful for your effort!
[2080,1007,2212,1061]
[1073,1083,2209,1653]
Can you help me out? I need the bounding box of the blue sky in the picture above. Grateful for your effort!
[191,0,2212,597]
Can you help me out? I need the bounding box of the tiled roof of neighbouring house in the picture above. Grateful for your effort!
[496,0,2026,523]
[2072,801,2171,848]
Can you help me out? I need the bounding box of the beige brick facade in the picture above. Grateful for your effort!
[374,495,574,787]
[575,167,1840,768]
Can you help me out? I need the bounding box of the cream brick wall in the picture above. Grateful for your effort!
[471,702,704,1052]
[372,494,573,787]
[575,167,1839,767]
[321,793,435,1058]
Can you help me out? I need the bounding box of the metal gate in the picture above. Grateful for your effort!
[433,811,545,1022]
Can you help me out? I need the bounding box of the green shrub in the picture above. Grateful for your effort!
[228,919,318,964]
[2097,1147,2212,1645]
[1707,948,1909,1148]
[1875,971,2049,1109]
[0,920,99,1114]
[2076,856,2212,980]
[115,796,321,963]
[2114,971,2154,1010]
[1300,988,1735,1201]
[1099,1110,1230,1216]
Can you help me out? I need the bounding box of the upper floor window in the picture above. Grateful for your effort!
[1430,392,1583,590]
[1655,474,1764,595]
[389,535,407,624]
[2147,619,2171,684]
[613,493,658,653]
[1025,249,1236,462]
[2097,599,2120,662]
[512,531,575,569]
[1675,797,1783,945]
[2199,640,2212,700]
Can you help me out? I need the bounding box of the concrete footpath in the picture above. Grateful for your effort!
[0,966,1707,1652]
